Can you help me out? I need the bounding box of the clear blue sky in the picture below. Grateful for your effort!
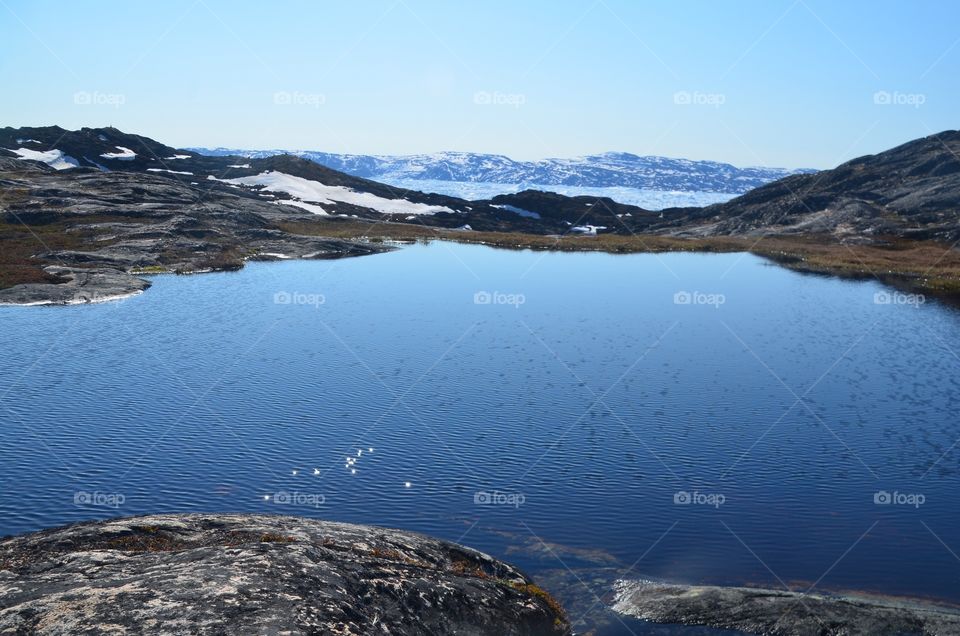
[1,0,957,168]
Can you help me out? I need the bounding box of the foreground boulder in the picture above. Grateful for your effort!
[0,514,570,635]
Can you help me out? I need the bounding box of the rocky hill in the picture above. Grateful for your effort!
[0,513,570,635]
[664,130,960,243]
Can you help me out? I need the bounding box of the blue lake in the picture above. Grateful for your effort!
[2,242,959,633]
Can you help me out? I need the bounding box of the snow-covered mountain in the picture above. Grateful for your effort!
[192,148,815,194]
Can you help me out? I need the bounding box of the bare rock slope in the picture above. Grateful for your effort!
[0,513,570,635]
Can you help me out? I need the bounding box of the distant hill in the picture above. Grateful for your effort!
[192,147,815,194]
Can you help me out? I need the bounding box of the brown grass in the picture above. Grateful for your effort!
[511,582,568,628]
[370,547,405,561]
[0,214,155,289]
[450,559,490,579]
[0,221,92,288]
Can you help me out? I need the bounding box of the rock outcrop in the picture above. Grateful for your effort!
[664,130,960,243]
[0,514,570,635]
[612,578,960,636]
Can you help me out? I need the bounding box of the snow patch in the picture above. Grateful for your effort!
[147,168,194,175]
[164,154,191,160]
[570,225,607,236]
[222,171,455,217]
[9,147,79,170]
[101,146,136,160]
[276,200,328,215]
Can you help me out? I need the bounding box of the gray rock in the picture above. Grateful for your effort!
[660,130,960,243]
[0,266,151,306]
[611,578,960,636]
[0,513,570,636]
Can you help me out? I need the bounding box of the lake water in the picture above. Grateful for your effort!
[2,242,959,634]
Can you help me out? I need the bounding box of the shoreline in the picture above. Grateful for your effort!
[283,219,960,300]
[2,219,959,306]
[611,578,960,635]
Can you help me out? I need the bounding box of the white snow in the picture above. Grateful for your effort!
[8,147,79,170]
[164,154,191,160]
[228,164,251,169]
[221,171,456,217]
[16,138,41,144]
[147,168,193,175]
[277,200,329,215]
[570,225,607,235]
[101,146,136,160]
[206,175,241,188]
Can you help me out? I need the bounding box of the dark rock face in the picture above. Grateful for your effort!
[0,514,570,635]
[612,579,960,636]
[665,130,960,243]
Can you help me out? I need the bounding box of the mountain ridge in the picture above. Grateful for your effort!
[191,146,816,194]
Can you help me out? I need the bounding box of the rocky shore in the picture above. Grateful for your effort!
[0,514,570,635]
[612,578,960,635]
[0,153,391,306]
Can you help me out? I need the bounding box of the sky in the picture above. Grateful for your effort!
[0,0,957,169]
